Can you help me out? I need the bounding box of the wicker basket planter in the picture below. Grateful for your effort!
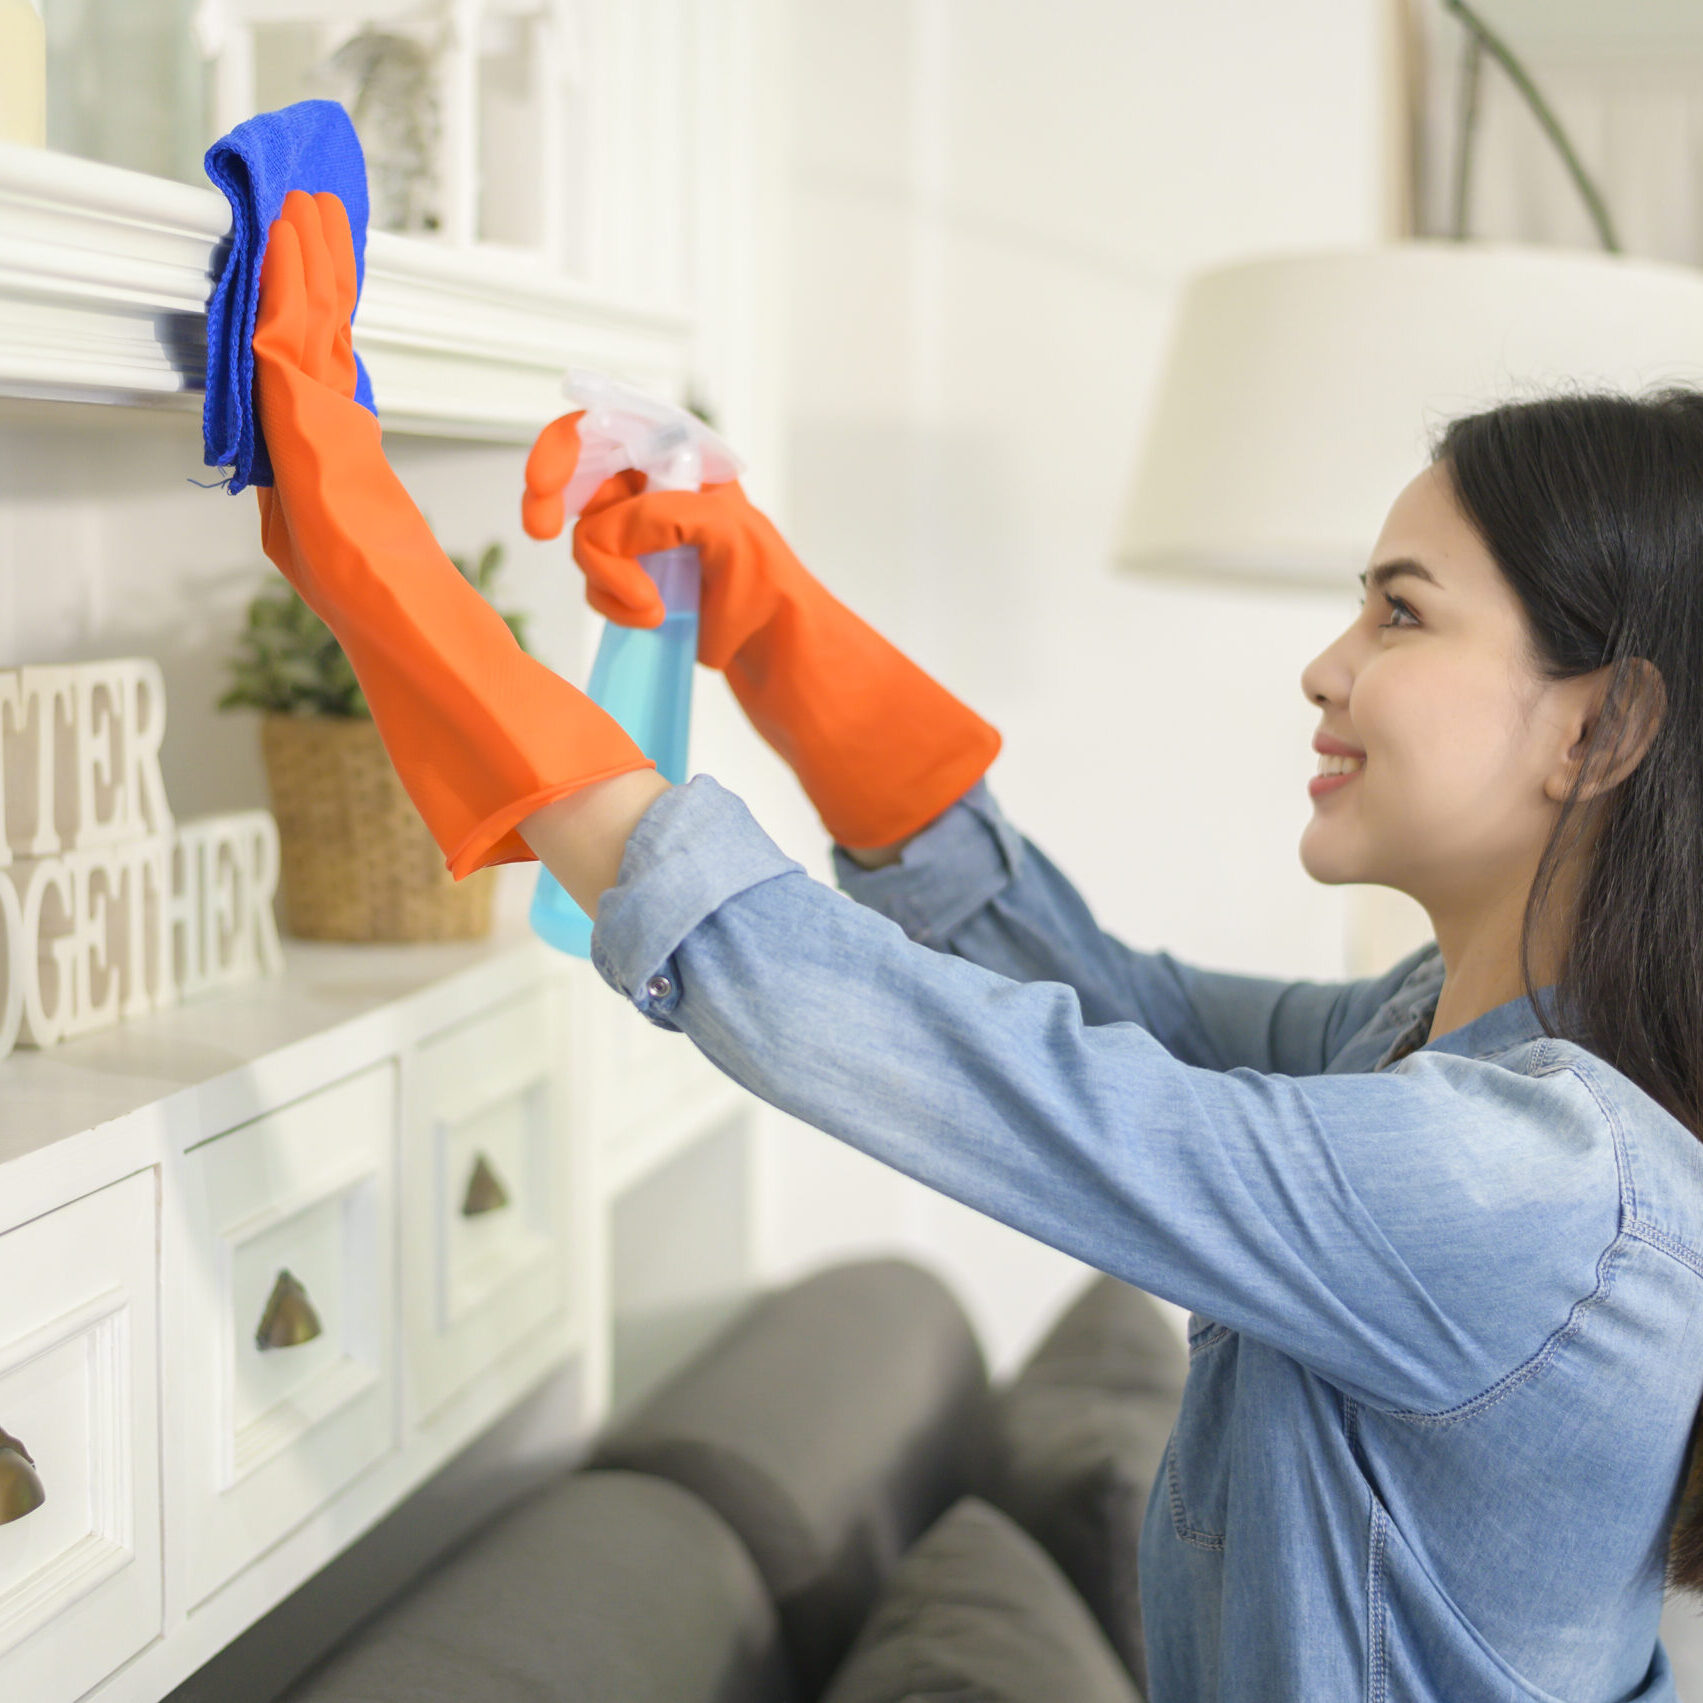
[259,713,495,942]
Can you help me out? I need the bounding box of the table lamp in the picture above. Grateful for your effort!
[1113,242,1703,594]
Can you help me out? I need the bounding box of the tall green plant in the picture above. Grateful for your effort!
[1442,0,1619,252]
[218,543,530,719]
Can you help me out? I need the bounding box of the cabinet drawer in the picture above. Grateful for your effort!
[404,982,572,1422]
[173,1061,397,1608]
[0,1170,160,1703]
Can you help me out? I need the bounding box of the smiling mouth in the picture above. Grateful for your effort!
[1309,759,1364,796]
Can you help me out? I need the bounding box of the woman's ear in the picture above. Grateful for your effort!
[1553,657,1667,805]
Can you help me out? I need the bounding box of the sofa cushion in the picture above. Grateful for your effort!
[821,1497,1141,1703]
[278,1470,793,1703]
[981,1275,1187,1691]
[591,1258,991,1695]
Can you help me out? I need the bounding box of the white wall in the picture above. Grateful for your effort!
[751,0,1402,1371]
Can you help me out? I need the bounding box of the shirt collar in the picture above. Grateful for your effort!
[1374,945,1563,1068]
[1418,982,1562,1060]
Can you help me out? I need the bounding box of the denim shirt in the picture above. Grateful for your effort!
[591,772,1703,1702]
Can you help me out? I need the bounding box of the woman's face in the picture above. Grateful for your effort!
[1297,461,1578,926]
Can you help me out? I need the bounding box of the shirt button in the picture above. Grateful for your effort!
[645,974,674,1000]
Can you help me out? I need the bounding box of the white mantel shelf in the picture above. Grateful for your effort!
[0,141,695,439]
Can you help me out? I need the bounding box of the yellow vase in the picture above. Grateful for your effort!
[0,0,45,148]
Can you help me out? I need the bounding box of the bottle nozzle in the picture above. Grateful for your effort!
[558,370,743,516]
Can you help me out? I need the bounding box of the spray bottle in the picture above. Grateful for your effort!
[529,369,744,958]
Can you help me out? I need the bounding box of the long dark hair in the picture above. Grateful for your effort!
[1434,388,1703,1591]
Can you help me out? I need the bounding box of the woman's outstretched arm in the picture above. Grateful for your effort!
[519,768,673,919]
[829,777,1439,1074]
[531,769,1616,1421]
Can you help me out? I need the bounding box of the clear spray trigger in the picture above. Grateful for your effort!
[558,369,742,515]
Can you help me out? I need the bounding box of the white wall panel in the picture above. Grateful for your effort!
[946,0,1388,278]
[790,0,914,188]
[0,408,280,825]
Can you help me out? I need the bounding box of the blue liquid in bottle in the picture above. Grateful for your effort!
[530,546,699,958]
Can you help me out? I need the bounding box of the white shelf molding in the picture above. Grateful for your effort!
[0,140,694,438]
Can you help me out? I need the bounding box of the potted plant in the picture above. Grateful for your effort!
[219,543,530,942]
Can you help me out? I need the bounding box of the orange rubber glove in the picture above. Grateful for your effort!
[252,191,655,879]
[521,414,1002,850]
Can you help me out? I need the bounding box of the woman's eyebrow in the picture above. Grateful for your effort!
[1359,558,1443,596]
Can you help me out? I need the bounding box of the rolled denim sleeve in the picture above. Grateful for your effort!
[832,778,1434,1074]
[593,775,1617,1417]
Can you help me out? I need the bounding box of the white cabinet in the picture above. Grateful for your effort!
[0,925,765,1700]
[0,1169,161,1703]
[169,1061,397,1608]
[403,980,575,1424]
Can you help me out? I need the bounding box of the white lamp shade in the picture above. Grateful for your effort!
[1116,241,1703,591]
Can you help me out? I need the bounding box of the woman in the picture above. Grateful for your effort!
[254,189,1699,1700]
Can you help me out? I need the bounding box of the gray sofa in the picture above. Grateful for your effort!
[246,1258,1188,1703]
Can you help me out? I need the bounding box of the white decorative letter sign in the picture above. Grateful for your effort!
[0,659,283,1060]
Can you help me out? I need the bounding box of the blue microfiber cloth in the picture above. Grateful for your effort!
[203,99,377,495]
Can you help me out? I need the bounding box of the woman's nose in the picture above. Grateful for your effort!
[1300,623,1356,708]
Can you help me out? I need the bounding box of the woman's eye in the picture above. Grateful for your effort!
[1359,593,1417,629]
